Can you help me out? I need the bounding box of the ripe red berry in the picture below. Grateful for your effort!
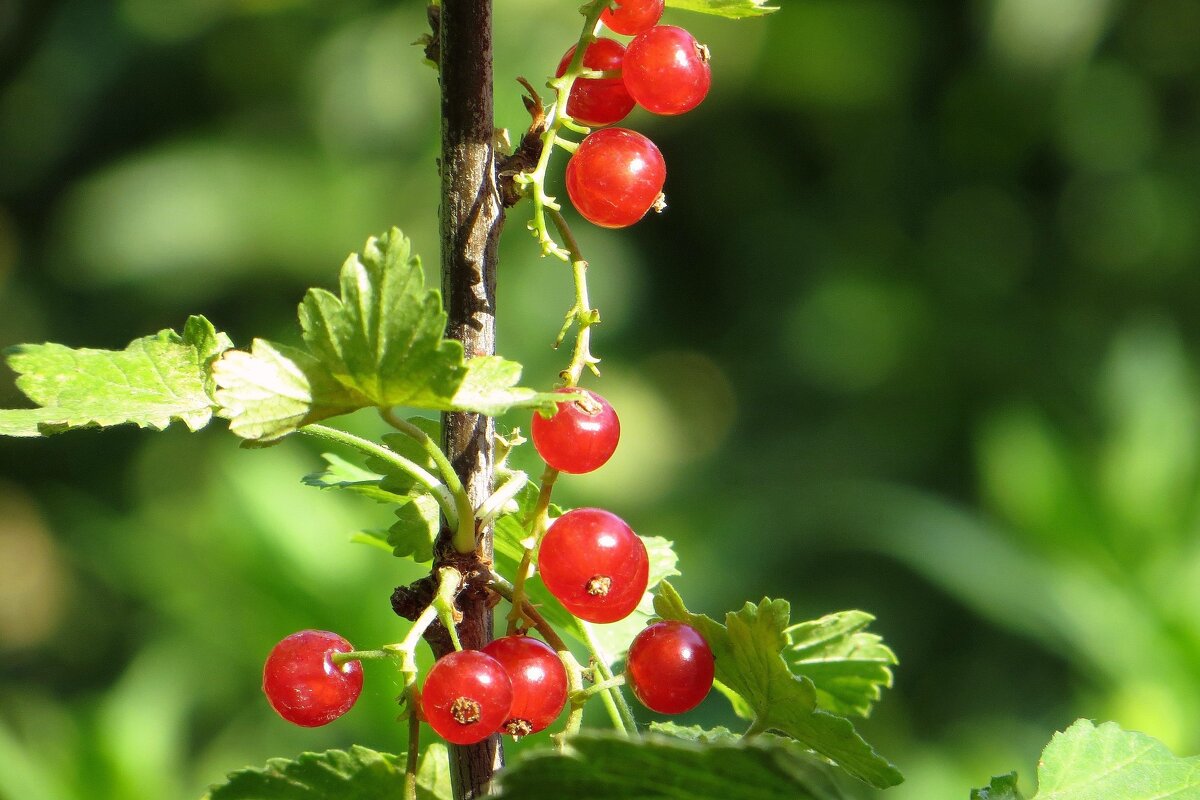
[538,508,649,624]
[531,387,620,474]
[626,621,715,714]
[623,26,712,116]
[262,630,363,727]
[482,636,569,737]
[565,127,666,228]
[600,0,665,36]
[421,650,514,745]
[556,38,636,127]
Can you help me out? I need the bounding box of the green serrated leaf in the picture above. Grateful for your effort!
[493,505,679,665]
[299,229,459,406]
[647,725,860,799]
[654,582,902,789]
[388,493,441,562]
[297,229,561,417]
[1034,720,1200,800]
[0,315,231,437]
[416,743,452,800]
[202,746,404,799]
[786,611,897,717]
[212,339,368,442]
[302,453,411,503]
[495,732,848,800]
[665,0,778,19]
[972,772,1025,800]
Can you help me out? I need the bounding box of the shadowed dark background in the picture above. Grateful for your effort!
[3,0,1200,797]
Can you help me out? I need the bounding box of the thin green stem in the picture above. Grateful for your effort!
[487,570,570,653]
[405,684,421,800]
[392,603,441,676]
[433,566,466,652]
[571,673,626,702]
[382,409,477,554]
[578,619,639,735]
[505,464,559,635]
[330,649,393,666]
[299,424,459,528]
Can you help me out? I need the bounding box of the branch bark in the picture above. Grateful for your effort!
[437,0,504,797]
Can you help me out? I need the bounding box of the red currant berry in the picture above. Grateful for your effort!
[538,508,649,624]
[600,0,665,36]
[531,387,620,474]
[556,39,636,127]
[623,26,712,116]
[262,630,363,727]
[565,127,666,228]
[420,650,514,745]
[626,621,715,714]
[482,636,568,737]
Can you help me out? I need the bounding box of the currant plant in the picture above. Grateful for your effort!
[3,0,1199,799]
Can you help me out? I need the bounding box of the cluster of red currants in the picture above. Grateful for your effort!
[560,0,712,228]
[260,387,716,745]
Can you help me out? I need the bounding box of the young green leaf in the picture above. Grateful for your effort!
[213,339,367,442]
[0,315,231,437]
[302,453,411,504]
[1034,719,1200,799]
[297,228,562,416]
[203,746,405,800]
[301,440,442,561]
[786,611,897,717]
[971,772,1025,800]
[653,582,902,789]
[387,493,441,562]
[664,0,778,19]
[494,732,845,800]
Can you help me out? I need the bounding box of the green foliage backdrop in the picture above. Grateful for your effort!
[2,0,1200,797]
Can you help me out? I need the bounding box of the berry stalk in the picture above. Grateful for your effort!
[548,207,602,387]
[519,0,613,259]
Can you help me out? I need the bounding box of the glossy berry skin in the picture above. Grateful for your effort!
[600,0,665,35]
[626,621,715,714]
[421,650,514,745]
[482,636,568,737]
[538,508,649,624]
[556,39,636,127]
[262,630,363,727]
[623,26,712,116]
[531,387,620,474]
[566,127,666,228]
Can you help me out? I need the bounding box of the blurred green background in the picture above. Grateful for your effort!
[3,0,1200,797]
